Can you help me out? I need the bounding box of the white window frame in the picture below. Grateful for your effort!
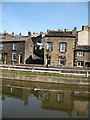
[47,43,53,51]
[77,61,84,67]
[13,43,16,50]
[60,43,66,52]
[12,53,16,61]
[0,43,4,50]
[77,51,84,56]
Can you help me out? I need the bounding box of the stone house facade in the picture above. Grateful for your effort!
[44,29,77,67]
[0,25,89,68]
[0,32,33,65]
[74,45,90,67]
[78,25,90,45]
[74,26,90,67]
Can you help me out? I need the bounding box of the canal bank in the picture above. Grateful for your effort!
[1,72,90,85]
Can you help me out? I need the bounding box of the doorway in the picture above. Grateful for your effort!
[3,52,8,64]
[19,53,23,64]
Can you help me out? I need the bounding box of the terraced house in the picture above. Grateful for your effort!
[44,28,77,67]
[0,25,89,68]
[74,25,90,67]
[0,32,33,65]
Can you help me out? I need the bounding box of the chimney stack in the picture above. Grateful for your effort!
[19,33,21,36]
[12,32,14,36]
[82,25,89,31]
[3,30,7,38]
[28,31,31,36]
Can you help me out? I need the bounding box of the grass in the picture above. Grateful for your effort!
[0,69,90,79]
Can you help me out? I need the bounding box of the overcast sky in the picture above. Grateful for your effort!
[0,1,88,35]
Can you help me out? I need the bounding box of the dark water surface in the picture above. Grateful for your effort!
[2,79,90,118]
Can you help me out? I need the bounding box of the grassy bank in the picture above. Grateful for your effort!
[0,69,89,79]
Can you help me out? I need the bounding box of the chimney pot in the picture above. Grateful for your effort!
[12,32,14,35]
[19,33,21,35]
[28,31,31,36]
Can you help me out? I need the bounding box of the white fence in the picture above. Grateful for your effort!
[0,64,90,77]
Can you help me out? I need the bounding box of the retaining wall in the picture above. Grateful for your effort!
[1,73,90,86]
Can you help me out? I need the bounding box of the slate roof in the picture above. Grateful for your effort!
[0,33,29,42]
[45,31,77,37]
[75,45,90,51]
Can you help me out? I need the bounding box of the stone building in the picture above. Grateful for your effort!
[78,25,90,45]
[44,28,77,67]
[74,45,90,67]
[74,26,90,67]
[0,32,33,65]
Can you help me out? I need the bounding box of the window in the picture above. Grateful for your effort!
[43,92,49,101]
[0,43,4,50]
[13,43,16,50]
[60,43,67,52]
[77,61,84,67]
[77,51,84,56]
[56,93,64,103]
[47,42,53,51]
[59,57,66,66]
[12,53,16,61]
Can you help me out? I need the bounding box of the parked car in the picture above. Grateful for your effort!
[55,64,64,67]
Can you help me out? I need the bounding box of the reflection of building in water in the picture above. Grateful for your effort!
[73,101,88,118]
[2,85,31,106]
[2,79,90,118]
[41,90,73,117]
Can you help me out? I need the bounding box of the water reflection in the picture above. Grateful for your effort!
[2,79,90,118]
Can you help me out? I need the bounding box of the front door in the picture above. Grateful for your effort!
[3,52,8,64]
[19,54,23,64]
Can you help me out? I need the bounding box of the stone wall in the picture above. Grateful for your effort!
[44,37,75,67]
[1,73,89,85]
[75,51,90,67]
[2,41,25,64]
[78,26,90,45]
[25,37,33,64]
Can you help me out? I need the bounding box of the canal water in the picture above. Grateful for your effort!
[1,79,90,118]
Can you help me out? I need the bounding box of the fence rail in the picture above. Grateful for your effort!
[0,64,90,77]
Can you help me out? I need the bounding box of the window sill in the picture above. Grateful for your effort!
[59,51,66,53]
[77,66,83,67]
[12,60,16,61]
